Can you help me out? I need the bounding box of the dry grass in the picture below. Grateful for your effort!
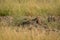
[0,26,60,40]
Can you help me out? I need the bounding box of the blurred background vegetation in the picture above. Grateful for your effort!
[0,0,60,17]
